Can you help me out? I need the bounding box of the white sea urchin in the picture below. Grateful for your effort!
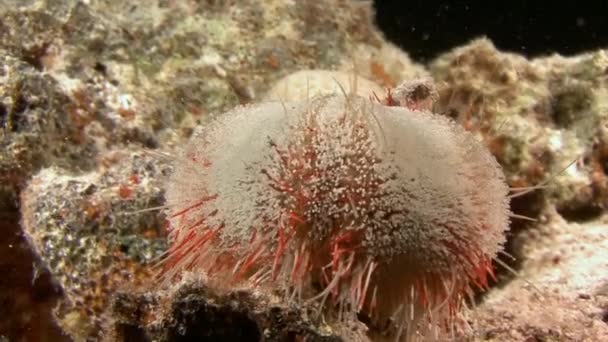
[160,81,511,341]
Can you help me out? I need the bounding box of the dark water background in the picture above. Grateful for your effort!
[375,0,608,61]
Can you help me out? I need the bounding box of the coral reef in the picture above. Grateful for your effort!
[20,151,168,339]
[1,1,421,341]
[429,39,608,341]
[1,0,608,341]
[0,53,98,198]
[430,39,608,222]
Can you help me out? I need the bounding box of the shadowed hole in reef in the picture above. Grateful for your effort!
[0,195,67,341]
[557,202,603,222]
[473,190,545,304]
[6,92,30,132]
[0,103,7,128]
[601,308,608,324]
[115,324,147,341]
[555,156,603,222]
[502,190,545,270]
[167,295,261,342]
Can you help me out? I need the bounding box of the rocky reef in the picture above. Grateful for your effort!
[1,1,607,341]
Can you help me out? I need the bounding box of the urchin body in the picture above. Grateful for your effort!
[162,94,510,340]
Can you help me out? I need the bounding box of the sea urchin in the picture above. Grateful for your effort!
[160,90,511,341]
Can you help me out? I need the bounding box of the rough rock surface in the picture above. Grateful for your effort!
[430,39,608,222]
[1,1,608,342]
[107,276,368,342]
[469,210,608,341]
[20,151,168,339]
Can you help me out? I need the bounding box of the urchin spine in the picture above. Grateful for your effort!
[161,94,510,341]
